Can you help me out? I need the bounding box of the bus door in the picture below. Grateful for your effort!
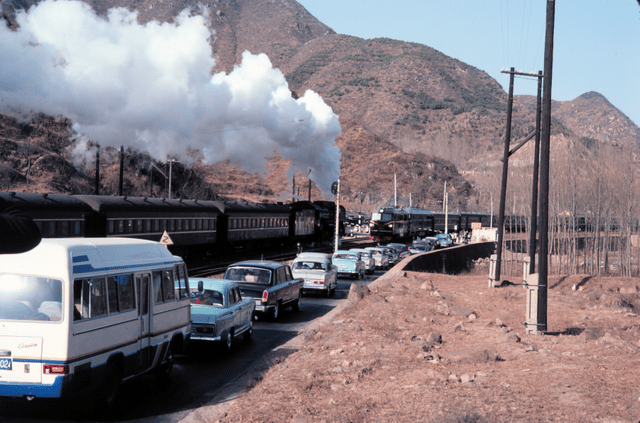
[136,273,152,372]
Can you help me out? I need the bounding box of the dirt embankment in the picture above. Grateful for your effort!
[201,266,640,423]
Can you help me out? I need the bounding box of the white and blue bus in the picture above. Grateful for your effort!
[0,238,190,403]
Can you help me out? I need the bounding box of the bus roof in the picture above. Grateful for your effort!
[0,238,181,279]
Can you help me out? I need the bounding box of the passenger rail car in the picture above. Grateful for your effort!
[1,192,342,259]
[211,201,291,251]
[74,195,219,258]
[0,192,94,238]
[431,211,462,234]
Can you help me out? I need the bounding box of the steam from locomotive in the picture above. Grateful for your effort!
[0,0,341,192]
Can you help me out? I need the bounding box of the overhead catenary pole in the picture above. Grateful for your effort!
[494,67,516,285]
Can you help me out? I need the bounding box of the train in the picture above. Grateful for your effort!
[368,207,528,243]
[368,205,620,243]
[0,192,345,259]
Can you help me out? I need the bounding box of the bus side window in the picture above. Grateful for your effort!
[118,274,135,311]
[153,271,164,304]
[73,277,107,320]
[73,279,87,321]
[107,274,135,313]
[162,270,175,302]
[107,277,119,313]
[175,265,189,299]
[90,277,107,318]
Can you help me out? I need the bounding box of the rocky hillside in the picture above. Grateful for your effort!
[2,0,639,212]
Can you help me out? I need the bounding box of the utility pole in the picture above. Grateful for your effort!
[528,71,544,273]
[167,158,177,199]
[334,179,341,252]
[493,67,542,286]
[494,67,516,285]
[532,0,556,334]
[308,169,312,201]
[118,146,124,196]
[94,144,100,195]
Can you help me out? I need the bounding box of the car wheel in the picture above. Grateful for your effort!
[292,291,301,311]
[225,329,234,352]
[272,301,281,321]
[243,321,253,342]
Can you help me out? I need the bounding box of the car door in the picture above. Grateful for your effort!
[276,266,291,303]
[235,287,251,328]
[218,289,234,337]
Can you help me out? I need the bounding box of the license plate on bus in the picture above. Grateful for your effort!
[0,358,12,371]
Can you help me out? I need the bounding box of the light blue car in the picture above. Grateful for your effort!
[189,278,255,351]
[435,233,453,248]
[332,250,366,279]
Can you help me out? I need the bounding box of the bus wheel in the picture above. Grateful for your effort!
[156,344,174,380]
[98,366,121,407]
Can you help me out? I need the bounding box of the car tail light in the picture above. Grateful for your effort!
[262,290,268,302]
[43,364,69,375]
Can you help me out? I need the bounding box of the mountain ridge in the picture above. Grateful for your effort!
[1,0,638,212]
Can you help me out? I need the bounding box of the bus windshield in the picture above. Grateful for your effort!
[0,274,63,322]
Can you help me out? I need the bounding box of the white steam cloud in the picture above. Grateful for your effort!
[0,0,341,192]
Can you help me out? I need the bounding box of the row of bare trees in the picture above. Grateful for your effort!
[489,134,640,278]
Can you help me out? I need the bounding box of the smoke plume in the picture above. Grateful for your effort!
[0,0,341,192]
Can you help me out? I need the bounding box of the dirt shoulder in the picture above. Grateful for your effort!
[192,266,640,423]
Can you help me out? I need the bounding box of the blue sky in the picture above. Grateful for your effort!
[297,0,640,126]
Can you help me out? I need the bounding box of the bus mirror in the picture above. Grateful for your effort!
[198,281,203,293]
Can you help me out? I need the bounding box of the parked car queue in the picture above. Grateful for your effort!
[188,236,449,353]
